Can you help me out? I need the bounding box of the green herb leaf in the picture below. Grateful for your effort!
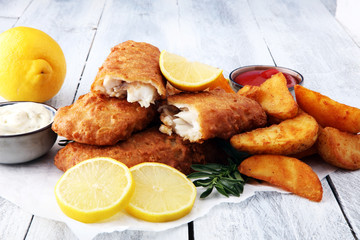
[193,178,213,187]
[191,164,221,173]
[215,183,229,197]
[187,172,214,179]
[187,141,249,199]
[200,187,213,198]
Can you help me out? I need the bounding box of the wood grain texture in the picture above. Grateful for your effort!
[328,170,360,238]
[25,216,78,240]
[26,216,188,240]
[0,17,16,32]
[321,0,337,15]
[93,225,188,240]
[0,0,32,18]
[248,0,360,105]
[0,197,33,240]
[193,180,354,239]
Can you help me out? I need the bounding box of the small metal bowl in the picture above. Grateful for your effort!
[229,65,304,92]
[0,102,57,164]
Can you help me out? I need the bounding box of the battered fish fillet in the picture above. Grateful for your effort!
[158,89,267,142]
[91,40,166,108]
[54,128,226,174]
[52,92,157,146]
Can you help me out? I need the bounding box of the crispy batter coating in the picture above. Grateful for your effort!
[159,89,267,142]
[52,92,157,146]
[91,40,166,100]
[54,128,226,174]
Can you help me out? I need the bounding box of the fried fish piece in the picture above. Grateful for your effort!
[91,40,166,108]
[52,92,157,146]
[54,128,226,174]
[158,89,267,142]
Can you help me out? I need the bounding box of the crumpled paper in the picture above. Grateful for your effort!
[0,139,337,239]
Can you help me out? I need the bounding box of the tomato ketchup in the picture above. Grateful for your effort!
[234,68,299,88]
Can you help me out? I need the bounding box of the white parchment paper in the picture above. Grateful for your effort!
[0,139,337,239]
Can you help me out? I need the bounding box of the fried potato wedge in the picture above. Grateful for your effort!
[288,145,317,159]
[295,85,360,134]
[239,155,323,202]
[317,127,360,170]
[258,72,298,120]
[236,85,260,101]
[230,111,319,155]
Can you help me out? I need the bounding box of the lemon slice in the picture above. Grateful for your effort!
[159,50,223,92]
[126,162,197,222]
[55,157,134,223]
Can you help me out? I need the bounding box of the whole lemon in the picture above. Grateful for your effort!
[0,26,66,102]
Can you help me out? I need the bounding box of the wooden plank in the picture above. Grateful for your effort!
[248,0,360,99]
[0,197,33,240]
[25,216,78,240]
[321,0,337,15]
[328,170,360,238]
[0,0,32,18]
[75,0,274,99]
[93,225,188,240]
[25,216,188,240]
[14,0,106,108]
[336,0,360,47]
[0,17,17,32]
[194,180,354,239]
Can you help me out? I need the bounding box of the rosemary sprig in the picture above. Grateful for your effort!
[187,139,249,198]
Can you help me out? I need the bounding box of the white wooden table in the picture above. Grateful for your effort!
[1,0,360,239]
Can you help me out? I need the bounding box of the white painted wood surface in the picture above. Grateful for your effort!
[0,0,359,239]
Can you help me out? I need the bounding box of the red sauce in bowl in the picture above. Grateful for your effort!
[234,69,299,88]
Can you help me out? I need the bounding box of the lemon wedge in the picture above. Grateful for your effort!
[55,157,134,223]
[126,162,197,222]
[159,50,223,92]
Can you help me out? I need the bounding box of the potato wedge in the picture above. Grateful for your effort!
[230,111,319,155]
[258,72,298,120]
[236,85,260,101]
[239,155,323,202]
[317,127,360,170]
[288,145,317,159]
[295,85,360,134]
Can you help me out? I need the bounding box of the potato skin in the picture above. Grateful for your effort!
[230,111,319,155]
[295,85,360,134]
[237,85,260,101]
[239,155,323,202]
[317,127,360,170]
[258,72,298,120]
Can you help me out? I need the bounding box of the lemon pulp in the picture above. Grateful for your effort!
[55,157,134,223]
[159,50,222,92]
[126,162,197,222]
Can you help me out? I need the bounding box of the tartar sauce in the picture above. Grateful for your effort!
[0,102,53,135]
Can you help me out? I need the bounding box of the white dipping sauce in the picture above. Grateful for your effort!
[0,102,53,135]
